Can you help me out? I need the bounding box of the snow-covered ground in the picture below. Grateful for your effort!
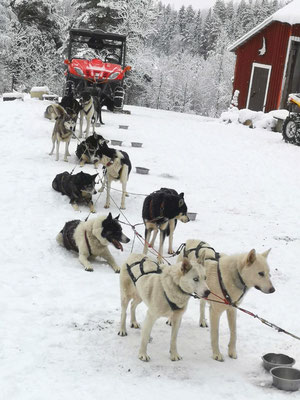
[1,97,300,399]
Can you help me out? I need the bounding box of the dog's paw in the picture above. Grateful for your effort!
[113,267,120,273]
[213,352,224,362]
[166,319,172,326]
[104,204,110,209]
[85,266,94,272]
[120,206,126,210]
[139,353,150,362]
[131,322,140,329]
[118,330,127,337]
[170,352,182,361]
[199,320,208,328]
[168,250,175,255]
[228,349,237,359]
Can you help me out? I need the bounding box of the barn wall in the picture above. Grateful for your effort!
[232,22,292,112]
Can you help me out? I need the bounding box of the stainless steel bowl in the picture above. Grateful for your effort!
[187,212,197,221]
[270,367,300,391]
[136,167,149,175]
[262,353,295,371]
[131,142,143,148]
[110,140,122,146]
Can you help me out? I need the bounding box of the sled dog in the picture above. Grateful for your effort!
[97,142,132,210]
[49,104,75,161]
[56,213,130,272]
[44,104,58,121]
[79,92,100,138]
[60,93,81,130]
[118,253,210,361]
[142,188,189,263]
[178,240,275,361]
[52,171,98,212]
[76,133,109,167]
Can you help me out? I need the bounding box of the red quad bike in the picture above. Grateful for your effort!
[64,28,131,111]
[282,93,300,145]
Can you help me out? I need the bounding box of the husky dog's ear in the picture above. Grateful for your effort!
[197,252,206,266]
[114,214,120,220]
[261,248,271,258]
[181,258,192,274]
[178,192,185,207]
[107,212,112,221]
[246,249,256,265]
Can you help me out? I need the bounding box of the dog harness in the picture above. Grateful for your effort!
[84,231,92,256]
[183,241,216,259]
[183,242,248,306]
[127,258,193,311]
[126,258,162,285]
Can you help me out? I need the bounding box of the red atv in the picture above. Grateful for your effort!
[64,28,131,111]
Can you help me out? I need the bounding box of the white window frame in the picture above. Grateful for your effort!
[246,62,272,112]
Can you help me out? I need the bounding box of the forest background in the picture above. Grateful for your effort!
[0,0,291,117]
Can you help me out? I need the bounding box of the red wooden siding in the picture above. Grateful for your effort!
[232,22,294,112]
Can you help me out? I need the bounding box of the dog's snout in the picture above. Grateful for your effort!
[203,289,211,298]
[269,286,275,293]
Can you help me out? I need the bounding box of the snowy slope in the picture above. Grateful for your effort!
[0,98,300,400]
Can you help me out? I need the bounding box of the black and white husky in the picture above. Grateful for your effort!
[75,133,109,167]
[56,213,130,272]
[142,188,190,263]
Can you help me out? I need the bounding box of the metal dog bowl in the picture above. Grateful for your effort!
[262,353,295,371]
[119,125,128,130]
[187,212,197,221]
[136,167,149,175]
[131,142,143,147]
[110,140,122,146]
[270,367,300,391]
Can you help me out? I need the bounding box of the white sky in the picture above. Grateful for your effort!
[159,0,218,10]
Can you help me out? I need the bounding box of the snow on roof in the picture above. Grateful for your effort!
[228,0,300,52]
[30,86,50,93]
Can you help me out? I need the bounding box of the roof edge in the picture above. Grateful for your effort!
[228,16,273,52]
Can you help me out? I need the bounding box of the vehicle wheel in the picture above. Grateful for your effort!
[282,116,299,144]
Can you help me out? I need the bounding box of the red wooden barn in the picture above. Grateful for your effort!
[229,0,300,112]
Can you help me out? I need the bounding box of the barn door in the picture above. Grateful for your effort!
[281,40,300,108]
[247,63,271,112]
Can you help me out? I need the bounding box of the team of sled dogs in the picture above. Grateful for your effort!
[48,93,276,363]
